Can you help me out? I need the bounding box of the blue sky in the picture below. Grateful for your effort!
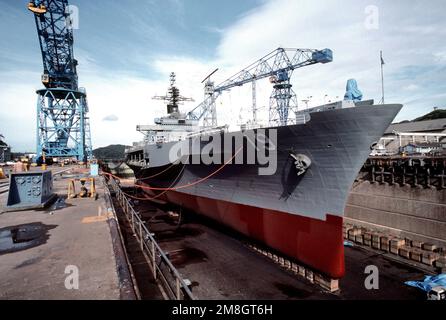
[0,0,260,76]
[0,0,445,152]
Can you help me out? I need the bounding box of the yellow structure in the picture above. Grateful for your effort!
[67,178,97,199]
[0,168,5,179]
[27,2,47,14]
[41,150,47,170]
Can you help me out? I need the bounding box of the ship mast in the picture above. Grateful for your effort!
[153,72,195,115]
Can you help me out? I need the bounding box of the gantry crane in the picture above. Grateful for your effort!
[187,47,333,127]
[28,0,92,162]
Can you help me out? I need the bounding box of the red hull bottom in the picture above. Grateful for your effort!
[163,191,345,279]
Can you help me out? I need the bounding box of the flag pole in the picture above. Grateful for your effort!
[380,50,385,104]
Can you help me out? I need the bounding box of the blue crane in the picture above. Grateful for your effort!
[28,0,92,162]
[187,48,333,127]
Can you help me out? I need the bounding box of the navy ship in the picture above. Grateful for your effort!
[126,73,401,279]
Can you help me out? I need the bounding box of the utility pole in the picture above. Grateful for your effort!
[380,51,385,104]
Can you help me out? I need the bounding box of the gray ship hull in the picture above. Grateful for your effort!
[127,104,402,278]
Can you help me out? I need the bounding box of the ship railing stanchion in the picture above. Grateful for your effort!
[139,223,143,251]
[176,278,181,300]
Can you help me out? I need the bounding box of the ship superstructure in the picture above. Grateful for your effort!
[126,72,221,168]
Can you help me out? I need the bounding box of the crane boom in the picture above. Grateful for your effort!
[187,47,333,126]
[28,0,78,90]
[215,48,332,92]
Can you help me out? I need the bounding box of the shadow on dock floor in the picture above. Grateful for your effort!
[0,223,57,255]
[125,198,428,300]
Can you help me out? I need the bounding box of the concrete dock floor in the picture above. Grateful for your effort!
[133,201,427,300]
[0,167,121,300]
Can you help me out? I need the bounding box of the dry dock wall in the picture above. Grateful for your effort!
[345,181,446,247]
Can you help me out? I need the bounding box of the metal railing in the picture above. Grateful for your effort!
[107,177,195,300]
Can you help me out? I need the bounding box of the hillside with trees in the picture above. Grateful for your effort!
[93,144,129,160]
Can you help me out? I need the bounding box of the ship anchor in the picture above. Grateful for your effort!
[290,153,312,176]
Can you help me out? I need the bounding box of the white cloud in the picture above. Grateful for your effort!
[404,84,420,91]
[0,70,40,152]
[78,57,217,149]
[102,114,119,122]
[202,26,225,35]
[1,0,445,152]
[434,51,446,63]
[214,0,446,121]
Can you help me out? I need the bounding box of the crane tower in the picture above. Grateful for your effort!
[28,0,92,162]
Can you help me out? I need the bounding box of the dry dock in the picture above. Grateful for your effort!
[111,184,428,300]
[0,166,435,300]
[0,167,124,300]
